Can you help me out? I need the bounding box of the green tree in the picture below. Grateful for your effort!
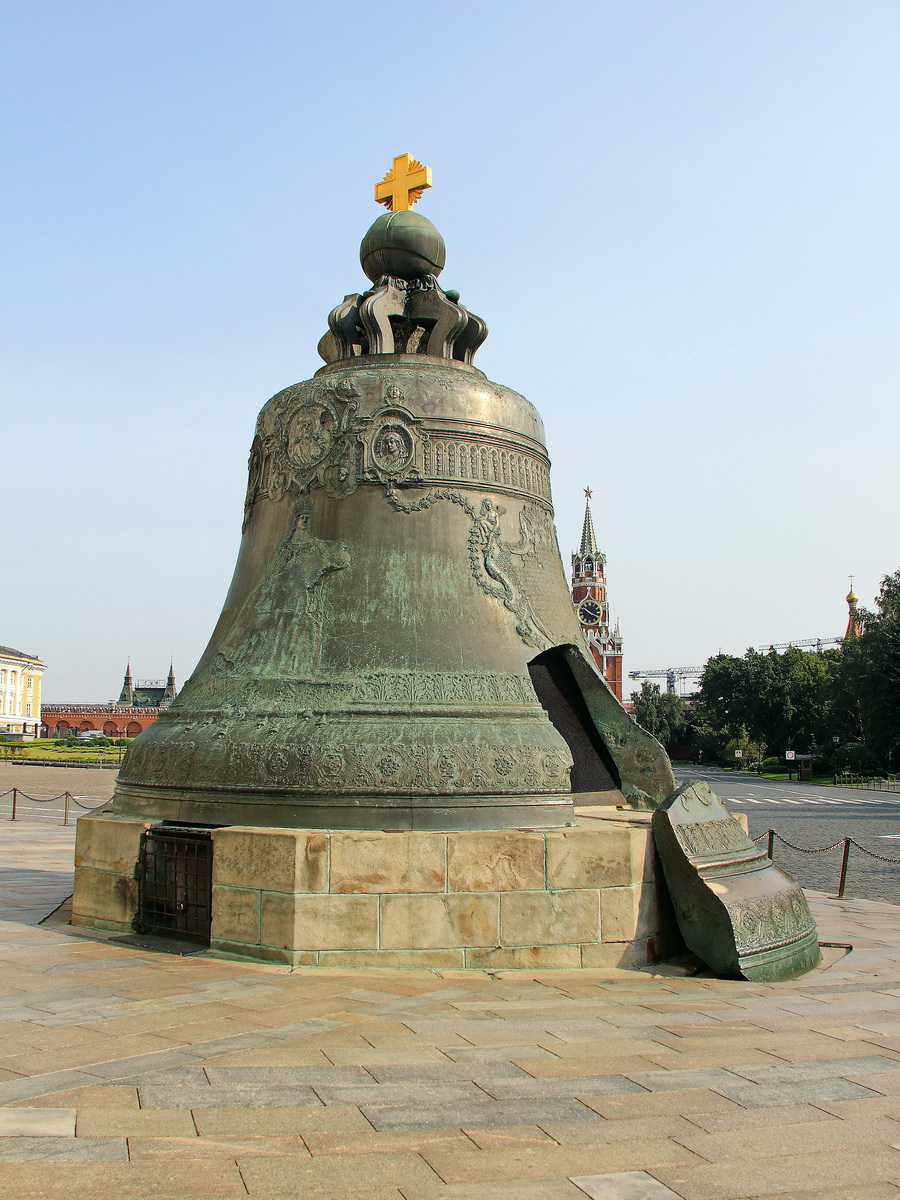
[850,570,900,768]
[747,646,834,754]
[693,647,834,763]
[630,681,689,750]
[692,653,748,753]
[676,565,900,771]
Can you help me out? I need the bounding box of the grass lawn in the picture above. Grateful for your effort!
[0,738,129,764]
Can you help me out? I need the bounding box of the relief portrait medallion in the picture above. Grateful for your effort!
[373,422,413,473]
[287,402,337,468]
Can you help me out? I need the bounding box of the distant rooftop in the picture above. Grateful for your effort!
[0,645,44,664]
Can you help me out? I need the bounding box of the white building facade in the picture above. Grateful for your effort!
[0,645,46,738]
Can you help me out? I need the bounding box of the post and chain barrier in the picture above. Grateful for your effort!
[0,788,110,825]
[755,829,900,898]
[834,773,900,793]
[7,791,897,895]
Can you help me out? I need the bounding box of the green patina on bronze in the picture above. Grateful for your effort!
[108,213,675,831]
[360,211,446,282]
[652,781,821,980]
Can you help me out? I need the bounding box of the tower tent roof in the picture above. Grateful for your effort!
[580,491,599,557]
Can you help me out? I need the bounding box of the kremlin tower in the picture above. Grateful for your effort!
[571,488,624,701]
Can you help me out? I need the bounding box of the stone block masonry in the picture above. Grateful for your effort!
[71,808,681,968]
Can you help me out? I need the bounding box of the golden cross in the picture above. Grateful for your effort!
[375,154,432,211]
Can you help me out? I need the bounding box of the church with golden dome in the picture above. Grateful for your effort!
[844,580,862,641]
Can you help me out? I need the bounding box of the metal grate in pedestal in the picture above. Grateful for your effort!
[135,824,213,944]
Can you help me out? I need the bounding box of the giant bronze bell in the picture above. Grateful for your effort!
[110,159,674,830]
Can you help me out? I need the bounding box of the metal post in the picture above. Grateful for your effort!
[767,829,775,860]
[837,838,851,898]
[10,788,17,821]
[63,792,70,826]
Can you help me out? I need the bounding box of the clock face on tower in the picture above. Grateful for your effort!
[578,598,603,626]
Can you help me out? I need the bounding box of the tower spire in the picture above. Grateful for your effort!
[118,660,134,706]
[580,487,598,556]
[571,489,623,702]
[161,660,178,708]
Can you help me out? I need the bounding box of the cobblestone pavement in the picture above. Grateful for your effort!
[0,764,111,924]
[0,820,78,924]
[1,794,900,1197]
[0,762,117,800]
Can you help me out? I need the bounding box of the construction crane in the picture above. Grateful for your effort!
[630,636,843,694]
[628,667,703,694]
[755,637,842,653]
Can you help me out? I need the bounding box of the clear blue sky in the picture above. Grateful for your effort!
[3,1,898,700]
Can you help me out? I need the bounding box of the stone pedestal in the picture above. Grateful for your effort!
[72,808,681,969]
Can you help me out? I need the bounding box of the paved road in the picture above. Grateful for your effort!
[674,766,900,904]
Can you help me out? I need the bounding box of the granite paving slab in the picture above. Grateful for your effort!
[365,1061,530,1082]
[0,1070,106,1105]
[624,1067,752,1091]
[81,1049,206,1079]
[0,1107,75,1136]
[314,1082,487,1105]
[95,1067,212,1087]
[138,1084,324,1108]
[402,1183,590,1200]
[204,1065,376,1086]
[362,1096,598,1130]
[261,1019,342,1038]
[570,1173,684,1199]
[728,1053,900,1083]
[675,1116,900,1163]
[0,986,115,1012]
[0,1135,127,1160]
[444,1044,561,1061]
[476,1074,647,1099]
[717,1077,885,1107]
[127,1134,311,1158]
[654,1146,900,1200]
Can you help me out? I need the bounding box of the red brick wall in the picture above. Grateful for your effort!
[40,706,159,738]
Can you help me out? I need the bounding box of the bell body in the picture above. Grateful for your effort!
[111,354,673,829]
